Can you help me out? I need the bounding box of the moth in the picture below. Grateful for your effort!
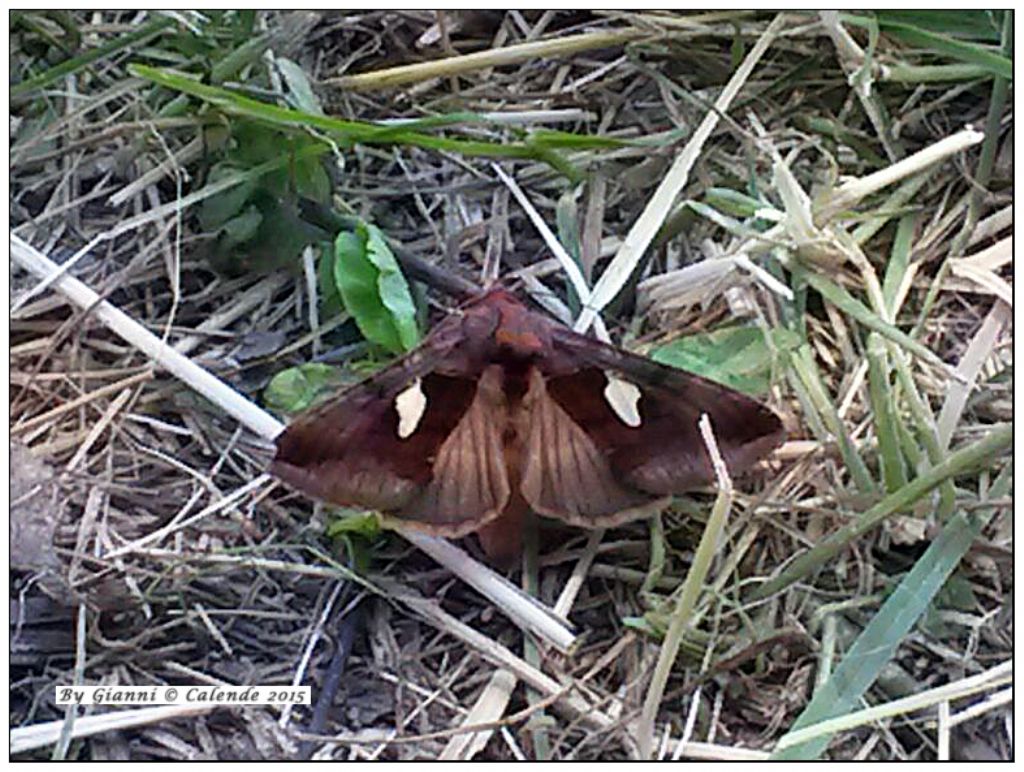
[272,287,784,564]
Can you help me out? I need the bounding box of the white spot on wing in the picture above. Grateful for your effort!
[395,377,427,439]
[603,372,642,427]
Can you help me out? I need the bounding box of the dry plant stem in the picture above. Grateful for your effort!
[775,660,1011,751]
[574,12,787,334]
[64,387,133,471]
[553,530,604,617]
[637,414,734,759]
[967,205,1012,247]
[936,299,1010,449]
[389,584,610,731]
[377,108,596,127]
[439,670,518,760]
[11,233,577,652]
[11,234,284,441]
[937,701,951,760]
[492,163,611,344]
[667,741,769,761]
[326,29,645,91]
[403,532,576,652]
[948,236,1013,306]
[173,272,290,355]
[12,370,153,436]
[10,706,215,755]
[816,127,984,223]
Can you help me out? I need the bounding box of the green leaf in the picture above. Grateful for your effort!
[218,205,263,248]
[651,326,799,396]
[128,64,581,179]
[264,363,345,413]
[871,10,1004,42]
[12,16,176,97]
[621,614,666,638]
[317,242,344,315]
[230,193,326,272]
[276,57,324,116]
[333,223,420,354]
[840,13,1011,80]
[327,509,383,573]
[752,424,1012,600]
[197,163,258,230]
[703,187,766,218]
[326,509,382,540]
[293,153,331,202]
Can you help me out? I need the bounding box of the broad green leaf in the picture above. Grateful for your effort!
[236,193,326,271]
[333,224,420,354]
[264,362,345,413]
[327,510,382,573]
[232,120,285,166]
[651,326,799,396]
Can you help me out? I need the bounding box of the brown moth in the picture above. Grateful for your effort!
[272,287,784,563]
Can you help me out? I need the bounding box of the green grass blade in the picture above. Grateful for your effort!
[889,346,956,520]
[867,333,908,493]
[752,423,1011,600]
[129,64,581,178]
[798,266,949,373]
[881,214,916,315]
[790,345,877,496]
[771,507,993,759]
[12,17,176,97]
[875,19,1011,80]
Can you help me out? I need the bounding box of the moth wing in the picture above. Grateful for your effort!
[272,334,510,536]
[389,366,511,535]
[520,368,669,528]
[541,325,785,497]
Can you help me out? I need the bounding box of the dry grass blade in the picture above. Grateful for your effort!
[325,28,645,91]
[10,706,216,755]
[935,299,1011,448]
[439,670,517,760]
[574,12,786,333]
